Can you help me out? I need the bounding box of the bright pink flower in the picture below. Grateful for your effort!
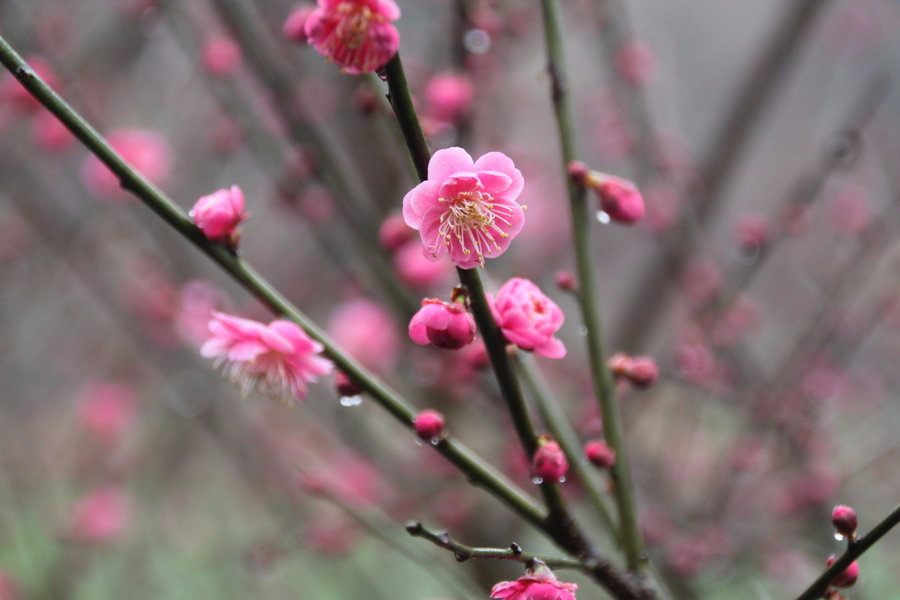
[75,382,139,443]
[283,5,317,44]
[190,185,249,245]
[424,72,474,123]
[66,486,131,544]
[409,298,476,350]
[489,278,565,359]
[81,129,171,202]
[413,409,445,439]
[304,0,401,75]
[201,36,242,76]
[403,147,526,269]
[532,439,569,484]
[328,299,398,372]
[201,311,333,403]
[490,564,578,600]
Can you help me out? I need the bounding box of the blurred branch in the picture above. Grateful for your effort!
[539,0,647,578]
[614,0,835,352]
[793,503,900,600]
[0,35,549,535]
[405,521,585,570]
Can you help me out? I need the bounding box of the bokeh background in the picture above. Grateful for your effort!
[0,0,899,598]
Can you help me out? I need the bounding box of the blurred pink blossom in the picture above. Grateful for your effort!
[424,72,474,123]
[283,5,317,44]
[393,241,453,290]
[403,147,526,269]
[66,486,132,544]
[489,278,566,359]
[201,312,333,403]
[304,0,401,75]
[0,55,58,112]
[616,39,656,86]
[81,129,171,201]
[327,298,399,373]
[75,382,139,444]
[201,36,242,76]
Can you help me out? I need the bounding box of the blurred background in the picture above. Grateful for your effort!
[0,0,898,598]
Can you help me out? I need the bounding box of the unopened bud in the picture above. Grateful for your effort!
[334,371,362,397]
[532,437,569,484]
[825,555,859,588]
[554,270,577,293]
[585,440,616,469]
[413,409,445,440]
[831,505,858,538]
[567,160,590,185]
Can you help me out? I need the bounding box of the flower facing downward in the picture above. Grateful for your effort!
[408,298,476,350]
[304,0,401,75]
[201,312,333,404]
[191,185,249,246]
[403,147,526,269]
[489,278,566,358]
[491,563,578,600]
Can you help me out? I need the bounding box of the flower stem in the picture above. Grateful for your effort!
[794,503,900,600]
[538,0,647,574]
[0,34,546,533]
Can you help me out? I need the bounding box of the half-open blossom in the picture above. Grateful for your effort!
[304,0,401,75]
[403,147,525,269]
[409,298,476,350]
[489,278,565,358]
[201,311,333,404]
[491,563,578,600]
[590,173,645,224]
[190,185,249,246]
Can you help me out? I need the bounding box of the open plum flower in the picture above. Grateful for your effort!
[304,0,401,75]
[201,312,333,404]
[403,147,526,269]
[491,563,578,600]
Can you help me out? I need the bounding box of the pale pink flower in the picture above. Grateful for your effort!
[75,382,139,444]
[66,486,132,544]
[174,280,225,348]
[81,129,171,202]
[491,564,578,600]
[190,185,249,245]
[201,36,242,76]
[424,72,474,123]
[403,147,525,269]
[489,278,565,358]
[409,298,476,350]
[393,241,453,290]
[304,0,401,75]
[201,311,333,403]
[327,298,398,373]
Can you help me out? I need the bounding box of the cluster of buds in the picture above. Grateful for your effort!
[609,352,659,389]
[568,161,645,225]
[823,505,859,598]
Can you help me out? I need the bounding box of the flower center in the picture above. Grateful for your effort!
[335,3,381,49]
[436,189,515,266]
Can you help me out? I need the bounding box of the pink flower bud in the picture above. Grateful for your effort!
[409,298,476,350]
[191,185,249,246]
[734,214,768,253]
[585,440,616,469]
[594,174,645,224]
[201,36,242,77]
[413,409,445,439]
[609,352,632,377]
[532,439,568,484]
[282,5,316,44]
[831,505,858,538]
[626,356,659,389]
[554,270,577,293]
[566,160,589,185]
[334,370,362,397]
[825,555,859,588]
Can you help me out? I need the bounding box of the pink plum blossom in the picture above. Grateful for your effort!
[201,36,242,76]
[81,129,171,202]
[283,5,317,44]
[201,311,333,404]
[328,298,399,372]
[409,298,476,350]
[424,72,474,123]
[393,241,453,290]
[590,173,645,224]
[304,0,401,75]
[190,185,249,245]
[489,278,565,358]
[75,382,139,444]
[490,564,578,600]
[403,147,526,269]
[66,486,132,544]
